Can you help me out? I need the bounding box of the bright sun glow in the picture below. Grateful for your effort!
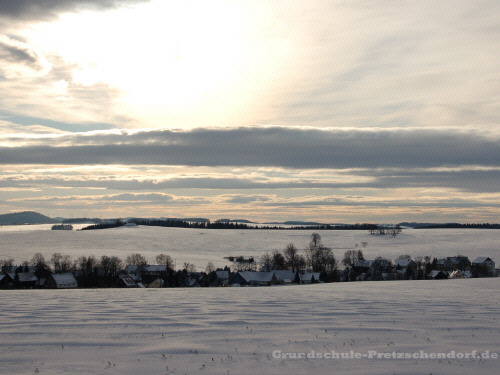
[25,0,297,128]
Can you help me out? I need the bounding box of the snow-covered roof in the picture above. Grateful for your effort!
[8,271,37,283]
[51,273,77,286]
[396,259,412,267]
[449,270,468,279]
[120,275,138,287]
[272,270,297,282]
[471,257,493,264]
[238,271,274,283]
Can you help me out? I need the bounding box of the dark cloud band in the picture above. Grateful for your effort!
[1,127,499,169]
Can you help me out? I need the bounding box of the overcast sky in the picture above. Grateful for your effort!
[1,0,499,222]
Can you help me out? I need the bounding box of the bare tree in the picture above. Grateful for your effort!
[309,233,323,249]
[60,255,73,272]
[108,256,123,278]
[284,243,300,271]
[0,257,15,273]
[389,225,403,237]
[30,253,50,284]
[125,253,148,266]
[395,254,411,263]
[304,233,337,279]
[50,252,63,273]
[342,249,364,269]
[100,256,112,278]
[30,253,48,270]
[183,262,196,273]
[260,253,273,271]
[271,250,286,270]
[155,254,174,270]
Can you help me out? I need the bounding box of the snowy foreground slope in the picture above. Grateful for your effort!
[1,279,499,375]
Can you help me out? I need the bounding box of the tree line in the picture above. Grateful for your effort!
[81,219,383,232]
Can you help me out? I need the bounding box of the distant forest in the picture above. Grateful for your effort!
[400,222,500,229]
[80,219,381,231]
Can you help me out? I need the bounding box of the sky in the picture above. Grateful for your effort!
[0,0,499,223]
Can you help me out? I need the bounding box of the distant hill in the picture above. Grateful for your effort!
[0,211,59,225]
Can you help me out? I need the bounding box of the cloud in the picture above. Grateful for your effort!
[2,167,499,194]
[0,35,51,77]
[1,126,499,169]
[7,192,208,206]
[0,0,150,21]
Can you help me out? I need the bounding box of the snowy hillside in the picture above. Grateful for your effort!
[1,279,499,374]
[0,225,499,270]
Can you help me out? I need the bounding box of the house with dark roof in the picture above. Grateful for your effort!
[395,259,418,280]
[353,259,393,281]
[229,271,277,286]
[298,272,321,284]
[45,273,78,289]
[125,264,170,284]
[214,270,230,286]
[427,270,449,280]
[8,271,38,288]
[272,270,299,284]
[0,273,13,288]
[471,257,496,277]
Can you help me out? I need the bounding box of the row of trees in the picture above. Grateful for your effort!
[0,252,177,287]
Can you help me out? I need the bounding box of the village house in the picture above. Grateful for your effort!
[272,270,299,284]
[229,271,277,286]
[427,270,449,280]
[298,272,321,284]
[447,256,471,271]
[395,259,418,280]
[0,273,13,288]
[125,265,169,284]
[7,271,38,288]
[436,256,471,272]
[186,271,206,287]
[119,274,144,288]
[353,259,393,281]
[45,273,78,289]
[448,270,469,279]
[214,270,230,286]
[471,257,496,277]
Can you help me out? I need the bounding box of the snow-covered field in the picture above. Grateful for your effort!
[1,279,499,375]
[0,225,499,269]
[1,226,499,374]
